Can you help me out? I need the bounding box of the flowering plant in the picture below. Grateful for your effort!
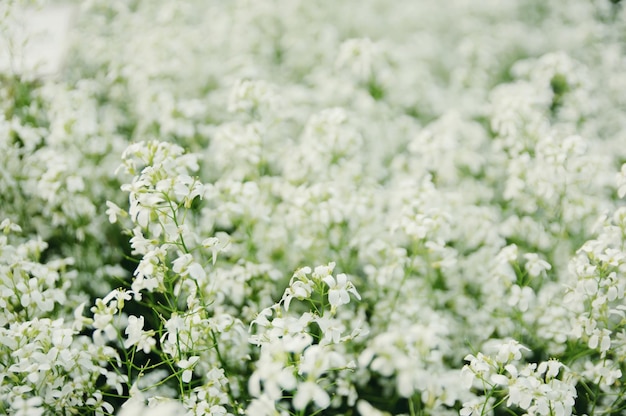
[1,0,626,415]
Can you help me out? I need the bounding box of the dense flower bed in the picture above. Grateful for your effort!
[1,0,626,415]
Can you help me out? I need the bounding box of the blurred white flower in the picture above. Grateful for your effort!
[523,253,552,277]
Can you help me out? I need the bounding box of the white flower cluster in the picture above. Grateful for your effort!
[0,219,71,324]
[248,263,363,414]
[462,340,577,416]
[0,220,124,414]
[2,0,626,415]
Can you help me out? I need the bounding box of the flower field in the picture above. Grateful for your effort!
[1,1,626,415]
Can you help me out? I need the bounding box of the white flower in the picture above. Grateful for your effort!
[177,355,200,383]
[105,201,126,224]
[285,280,314,311]
[494,340,530,364]
[460,397,495,416]
[292,380,330,411]
[11,396,44,416]
[228,79,278,114]
[102,288,133,310]
[315,315,344,344]
[202,235,229,265]
[588,328,612,352]
[335,38,380,81]
[507,284,535,312]
[356,400,391,416]
[245,394,277,416]
[118,384,185,416]
[248,349,297,401]
[322,273,361,310]
[298,345,345,379]
[496,244,518,263]
[124,315,156,353]
[0,218,22,234]
[523,253,552,277]
[172,253,206,280]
